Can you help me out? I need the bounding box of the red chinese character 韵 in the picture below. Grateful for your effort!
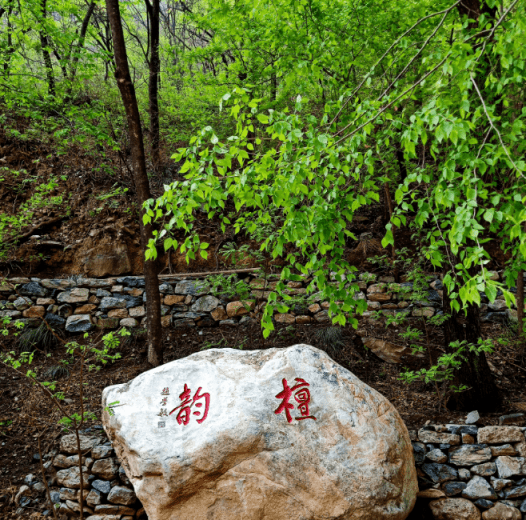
[169,384,210,425]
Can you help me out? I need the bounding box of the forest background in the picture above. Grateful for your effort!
[1,0,526,415]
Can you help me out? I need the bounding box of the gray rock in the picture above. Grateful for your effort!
[488,300,508,311]
[20,282,48,297]
[116,277,145,288]
[191,295,220,313]
[471,462,497,477]
[120,318,138,328]
[491,444,518,457]
[461,425,478,435]
[412,442,426,464]
[478,426,525,444]
[172,312,206,319]
[499,413,526,426]
[219,319,238,326]
[49,491,60,504]
[57,288,89,303]
[60,433,101,454]
[172,318,196,328]
[96,289,112,298]
[482,311,508,323]
[418,428,460,445]
[92,444,113,460]
[174,280,207,296]
[33,483,46,495]
[500,500,521,509]
[121,294,143,308]
[107,485,136,506]
[59,488,78,501]
[462,475,497,500]
[466,411,480,424]
[19,496,31,507]
[171,304,188,312]
[118,466,130,485]
[91,479,111,494]
[443,481,467,497]
[458,468,471,481]
[56,466,89,488]
[65,499,93,515]
[520,498,526,513]
[23,474,35,485]
[91,458,119,480]
[159,283,174,294]
[86,489,102,507]
[65,314,93,333]
[504,484,526,499]
[449,444,492,467]
[496,456,526,478]
[160,305,171,316]
[94,503,136,516]
[421,463,458,483]
[99,297,127,311]
[491,478,513,492]
[474,498,494,509]
[426,449,447,464]
[44,313,65,328]
[13,297,33,311]
[0,309,21,317]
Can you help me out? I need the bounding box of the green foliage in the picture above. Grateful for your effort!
[198,274,251,301]
[399,338,494,409]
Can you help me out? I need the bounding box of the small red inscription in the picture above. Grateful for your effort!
[169,384,210,425]
[274,378,316,423]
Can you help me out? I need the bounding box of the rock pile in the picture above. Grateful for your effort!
[31,429,144,519]
[0,270,515,335]
[412,422,526,519]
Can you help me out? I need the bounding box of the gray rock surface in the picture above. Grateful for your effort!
[462,475,497,500]
[107,485,136,506]
[91,458,119,480]
[102,344,417,520]
[65,314,93,332]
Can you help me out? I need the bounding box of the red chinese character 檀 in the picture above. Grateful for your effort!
[274,377,316,423]
[169,384,210,425]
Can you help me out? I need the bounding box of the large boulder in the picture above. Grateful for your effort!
[102,344,417,520]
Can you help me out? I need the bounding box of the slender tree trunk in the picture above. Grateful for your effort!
[146,0,161,171]
[39,0,55,96]
[518,270,524,336]
[270,71,277,101]
[65,1,96,97]
[3,3,14,75]
[105,0,164,366]
[442,268,501,412]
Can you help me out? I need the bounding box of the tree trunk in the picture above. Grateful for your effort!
[105,0,164,366]
[270,71,277,101]
[145,0,161,170]
[39,0,55,96]
[518,270,524,336]
[442,272,501,412]
[65,1,96,97]
[3,2,14,75]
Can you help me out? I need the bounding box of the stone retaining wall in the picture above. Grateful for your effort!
[0,270,516,334]
[411,421,526,519]
[15,427,145,519]
[14,420,526,519]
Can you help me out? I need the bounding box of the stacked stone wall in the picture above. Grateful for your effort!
[411,422,526,518]
[0,270,515,333]
[15,421,526,519]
